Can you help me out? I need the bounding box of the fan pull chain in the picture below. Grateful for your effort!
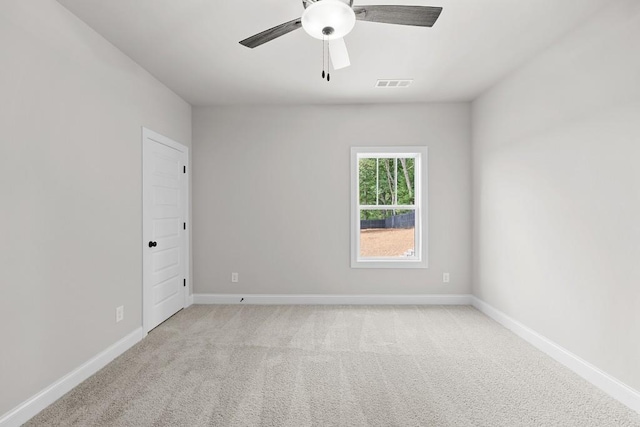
[327,40,330,82]
[322,36,325,79]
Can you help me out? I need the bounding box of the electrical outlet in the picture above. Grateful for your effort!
[231,272,239,283]
[116,305,124,323]
[443,273,450,283]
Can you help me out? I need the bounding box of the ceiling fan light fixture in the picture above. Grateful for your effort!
[301,0,356,40]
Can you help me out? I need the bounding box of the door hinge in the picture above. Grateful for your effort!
[183,278,186,287]
[183,222,186,230]
[183,165,186,173]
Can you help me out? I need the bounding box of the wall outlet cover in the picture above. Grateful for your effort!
[116,305,124,323]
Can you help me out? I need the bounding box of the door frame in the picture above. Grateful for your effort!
[142,127,190,335]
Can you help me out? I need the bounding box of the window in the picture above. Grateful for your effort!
[350,146,428,268]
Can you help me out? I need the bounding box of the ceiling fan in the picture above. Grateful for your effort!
[239,0,442,72]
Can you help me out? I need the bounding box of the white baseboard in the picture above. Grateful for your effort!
[0,327,144,427]
[193,293,473,305]
[186,293,194,307]
[471,297,640,414]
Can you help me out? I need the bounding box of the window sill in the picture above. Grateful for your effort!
[351,259,428,269]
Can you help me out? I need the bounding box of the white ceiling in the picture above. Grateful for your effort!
[57,0,607,106]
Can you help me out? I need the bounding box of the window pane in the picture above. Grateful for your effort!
[375,158,394,205]
[396,158,415,205]
[359,157,415,206]
[360,209,415,257]
[358,158,377,205]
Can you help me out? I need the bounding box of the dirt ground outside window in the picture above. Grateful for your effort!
[359,228,415,257]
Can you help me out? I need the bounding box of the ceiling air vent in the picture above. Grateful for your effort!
[375,79,413,88]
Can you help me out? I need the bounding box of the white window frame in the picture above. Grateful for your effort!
[350,146,428,269]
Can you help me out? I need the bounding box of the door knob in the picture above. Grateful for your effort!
[148,241,157,248]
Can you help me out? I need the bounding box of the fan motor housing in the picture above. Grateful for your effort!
[303,0,354,9]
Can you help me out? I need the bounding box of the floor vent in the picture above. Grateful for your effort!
[375,79,413,88]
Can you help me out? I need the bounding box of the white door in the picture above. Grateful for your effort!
[142,128,188,333]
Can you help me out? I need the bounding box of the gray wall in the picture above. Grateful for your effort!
[472,0,640,392]
[0,0,191,415]
[193,104,471,295]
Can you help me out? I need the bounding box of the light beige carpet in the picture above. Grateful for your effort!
[27,305,640,426]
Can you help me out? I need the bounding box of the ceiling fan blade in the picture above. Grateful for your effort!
[353,5,442,27]
[239,18,302,48]
[329,37,350,70]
